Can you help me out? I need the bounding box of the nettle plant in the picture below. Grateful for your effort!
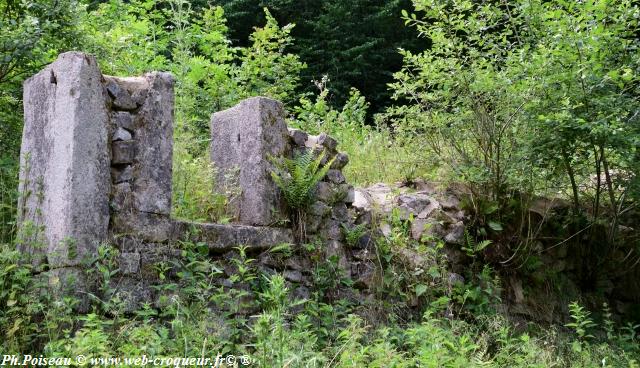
[270,150,334,242]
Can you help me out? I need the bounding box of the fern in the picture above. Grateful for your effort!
[270,150,334,242]
[270,150,334,210]
[462,229,492,257]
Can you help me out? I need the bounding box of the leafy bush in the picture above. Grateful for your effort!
[385,0,640,227]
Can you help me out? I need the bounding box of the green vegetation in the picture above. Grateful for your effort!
[271,150,334,241]
[271,151,333,211]
[1,0,639,366]
[1,236,638,367]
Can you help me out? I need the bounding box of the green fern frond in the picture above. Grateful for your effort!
[270,150,335,210]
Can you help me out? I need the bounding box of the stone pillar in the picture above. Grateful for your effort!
[210,97,290,226]
[18,52,111,268]
[18,52,111,306]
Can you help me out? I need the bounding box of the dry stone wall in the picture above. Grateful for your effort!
[17,53,294,311]
[17,52,470,314]
[287,129,356,276]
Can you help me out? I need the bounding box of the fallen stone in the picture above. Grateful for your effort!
[111,111,135,130]
[112,127,132,141]
[111,165,133,183]
[288,128,308,146]
[318,132,338,151]
[106,79,137,110]
[112,140,136,164]
[326,169,346,184]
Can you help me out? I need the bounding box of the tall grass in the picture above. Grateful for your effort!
[171,140,232,224]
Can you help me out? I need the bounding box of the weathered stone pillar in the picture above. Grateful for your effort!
[210,97,290,226]
[18,52,111,306]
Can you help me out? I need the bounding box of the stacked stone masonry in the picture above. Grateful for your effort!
[286,128,357,278]
[18,53,295,312]
[18,52,475,314]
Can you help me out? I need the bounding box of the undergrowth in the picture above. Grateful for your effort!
[1,233,638,367]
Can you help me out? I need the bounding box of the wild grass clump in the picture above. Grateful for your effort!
[291,85,434,187]
[171,140,238,224]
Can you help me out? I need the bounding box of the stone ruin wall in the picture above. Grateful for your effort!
[21,52,634,323]
[17,52,364,311]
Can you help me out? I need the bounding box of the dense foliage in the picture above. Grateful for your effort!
[1,0,639,365]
